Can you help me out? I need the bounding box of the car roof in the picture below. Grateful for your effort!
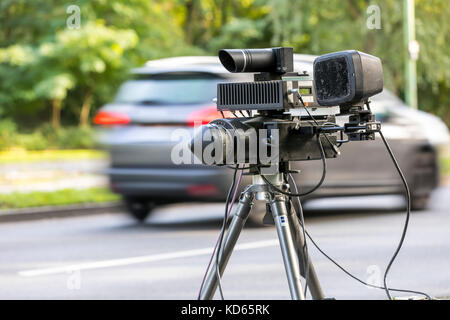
[132,54,315,77]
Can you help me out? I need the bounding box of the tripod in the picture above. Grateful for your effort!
[199,171,325,300]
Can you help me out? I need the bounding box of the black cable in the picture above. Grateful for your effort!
[256,129,327,298]
[296,97,417,295]
[215,166,239,299]
[301,224,431,299]
[287,168,431,299]
[283,129,431,300]
[296,92,338,155]
[289,158,428,299]
[284,112,429,299]
[288,173,310,297]
[377,130,425,300]
[259,134,326,197]
[337,130,345,147]
[196,110,236,299]
[226,164,259,171]
[217,95,429,299]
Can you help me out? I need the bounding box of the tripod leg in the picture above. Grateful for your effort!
[199,190,254,300]
[270,195,305,300]
[287,209,325,300]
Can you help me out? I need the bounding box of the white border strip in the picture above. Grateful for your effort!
[18,239,278,277]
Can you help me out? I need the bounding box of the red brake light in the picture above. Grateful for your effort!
[186,106,229,127]
[186,184,219,196]
[93,111,130,126]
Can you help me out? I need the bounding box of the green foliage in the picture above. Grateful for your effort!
[17,131,49,151]
[0,123,96,151]
[0,119,19,150]
[0,0,449,139]
[201,0,450,125]
[0,149,106,164]
[0,0,191,129]
[43,21,138,82]
[0,188,119,209]
[53,126,97,150]
[207,18,268,50]
[34,73,75,101]
[442,156,450,175]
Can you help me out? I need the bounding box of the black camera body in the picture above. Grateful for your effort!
[190,47,383,167]
[314,50,383,112]
[217,47,383,114]
[217,47,320,112]
[193,116,338,167]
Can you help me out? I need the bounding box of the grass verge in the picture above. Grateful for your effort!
[0,188,119,210]
[0,149,106,164]
[442,156,450,176]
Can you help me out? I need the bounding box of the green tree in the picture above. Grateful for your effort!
[1,0,449,132]
[0,45,39,119]
[0,0,193,129]
[0,22,138,128]
[264,0,450,122]
[202,0,450,124]
[34,73,75,129]
[177,0,271,51]
[38,22,138,126]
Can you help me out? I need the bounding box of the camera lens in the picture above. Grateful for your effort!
[218,49,277,73]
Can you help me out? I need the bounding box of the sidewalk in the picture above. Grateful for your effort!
[0,201,122,223]
[0,159,108,194]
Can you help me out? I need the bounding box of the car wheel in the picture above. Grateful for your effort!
[124,197,156,222]
[411,195,430,211]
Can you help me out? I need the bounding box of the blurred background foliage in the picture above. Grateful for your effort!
[0,0,449,150]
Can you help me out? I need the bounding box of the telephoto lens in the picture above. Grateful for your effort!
[218,47,293,74]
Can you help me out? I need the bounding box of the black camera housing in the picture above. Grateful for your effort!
[216,48,383,113]
[313,50,383,107]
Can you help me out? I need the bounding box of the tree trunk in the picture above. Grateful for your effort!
[79,90,93,127]
[184,0,198,44]
[221,0,229,27]
[51,99,61,129]
[345,0,362,20]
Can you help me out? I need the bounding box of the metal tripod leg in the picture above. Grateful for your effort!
[287,206,325,300]
[199,190,254,300]
[270,195,305,300]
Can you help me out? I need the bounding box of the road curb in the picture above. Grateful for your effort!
[0,202,123,223]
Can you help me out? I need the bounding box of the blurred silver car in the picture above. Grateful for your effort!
[95,55,449,222]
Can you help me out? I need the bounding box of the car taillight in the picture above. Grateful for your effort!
[186,106,226,127]
[186,184,219,196]
[93,111,131,126]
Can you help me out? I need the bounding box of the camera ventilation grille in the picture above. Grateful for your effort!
[217,81,284,110]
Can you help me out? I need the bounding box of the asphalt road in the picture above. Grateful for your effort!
[1,187,449,300]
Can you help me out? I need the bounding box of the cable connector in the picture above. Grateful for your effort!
[365,121,381,133]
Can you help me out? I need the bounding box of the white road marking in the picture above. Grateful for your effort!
[18,239,279,277]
